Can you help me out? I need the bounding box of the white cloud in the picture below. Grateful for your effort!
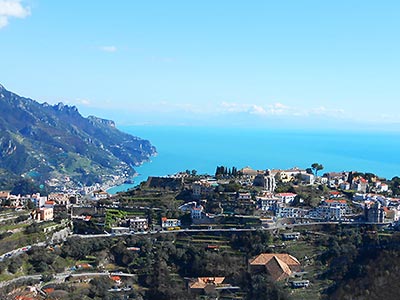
[99,45,117,52]
[0,0,30,29]
[218,101,346,119]
[77,99,91,106]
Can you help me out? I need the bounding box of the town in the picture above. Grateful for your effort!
[0,164,399,299]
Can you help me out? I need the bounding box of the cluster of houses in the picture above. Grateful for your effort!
[186,166,399,225]
[0,188,112,223]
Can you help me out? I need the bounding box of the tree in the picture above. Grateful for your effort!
[311,163,324,177]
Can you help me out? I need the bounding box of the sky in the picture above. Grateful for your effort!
[1,0,400,130]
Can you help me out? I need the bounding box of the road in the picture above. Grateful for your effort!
[73,221,347,239]
[0,271,135,288]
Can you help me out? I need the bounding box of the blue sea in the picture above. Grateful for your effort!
[107,126,400,194]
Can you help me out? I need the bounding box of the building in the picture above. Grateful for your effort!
[253,170,276,192]
[191,205,205,219]
[276,206,309,218]
[258,196,280,212]
[192,179,216,198]
[161,217,181,229]
[129,217,148,231]
[282,232,301,240]
[0,190,11,204]
[249,253,301,282]
[237,192,251,201]
[291,280,310,288]
[33,207,54,221]
[351,178,368,193]
[365,201,386,223]
[239,166,260,180]
[276,193,297,204]
[310,199,349,220]
[48,193,70,205]
[92,190,109,201]
[188,277,236,296]
[31,193,47,208]
[301,173,315,184]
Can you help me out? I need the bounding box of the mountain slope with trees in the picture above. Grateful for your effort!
[0,84,156,187]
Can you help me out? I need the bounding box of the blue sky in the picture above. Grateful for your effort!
[1,0,400,129]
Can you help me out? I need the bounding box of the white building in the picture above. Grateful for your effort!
[161,217,181,228]
[129,217,148,231]
[276,193,297,204]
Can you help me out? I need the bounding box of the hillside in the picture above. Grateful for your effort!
[0,84,156,187]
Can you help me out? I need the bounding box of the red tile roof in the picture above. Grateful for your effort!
[250,253,301,282]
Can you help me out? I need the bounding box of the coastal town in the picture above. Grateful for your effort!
[0,164,399,299]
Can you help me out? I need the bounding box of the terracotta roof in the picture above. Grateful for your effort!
[325,199,347,204]
[250,253,301,281]
[265,257,292,281]
[277,193,297,197]
[189,277,225,290]
[250,253,300,267]
[110,276,121,281]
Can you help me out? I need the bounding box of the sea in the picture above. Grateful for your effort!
[107,126,400,194]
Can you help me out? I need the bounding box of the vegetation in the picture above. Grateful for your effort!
[0,84,156,187]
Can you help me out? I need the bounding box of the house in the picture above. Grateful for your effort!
[0,190,11,204]
[44,200,55,208]
[276,193,297,204]
[301,173,315,184]
[284,167,308,179]
[8,194,21,207]
[258,196,280,212]
[271,170,292,183]
[129,217,148,231]
[291,280,310,288]
[276,206,308,218]
[92,190,109,201]
[249,253,301,281]
[237,192,251,201]
[110,275,122,285]
[329,191,342,198]
[191,205,205,219]
[375,182,389,193]
[310,199,348,220]
[339,182,351,190]
[192,179,216,198]
[31,193,47,207]
[33,207,54,221]
[48,193,70,205]
[282,232,301,240]
[161,217,181,229]
[239,166,260,180]
[189,277,227,293]
[351,178,368,193]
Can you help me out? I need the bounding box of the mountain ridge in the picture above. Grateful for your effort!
[0,84,156,189]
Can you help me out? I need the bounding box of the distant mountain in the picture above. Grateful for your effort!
[0,84,156,188]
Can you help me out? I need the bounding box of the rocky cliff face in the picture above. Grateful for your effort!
[0,84,156,186]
